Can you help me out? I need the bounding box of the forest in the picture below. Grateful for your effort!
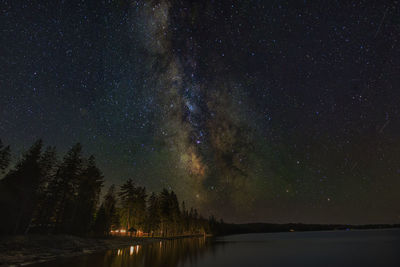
[0,139,222,237]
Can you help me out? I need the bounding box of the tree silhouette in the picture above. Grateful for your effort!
[27,146,58,233]
[0,139,218,237]
[72,155,104,234]
[119,179,147,234]
[104,185,119,232]
[93,185,118,236]
[52,143,84,233]
[93,204,107,236]
[0,139,11,173]
[146,192,161,235]
[0,140,43,234]
[119,178,135,231]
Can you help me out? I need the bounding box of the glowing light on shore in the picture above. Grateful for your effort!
[130,246,134,255]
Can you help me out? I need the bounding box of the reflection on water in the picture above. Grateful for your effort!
[33,236,215,267]
[32,229,400,267]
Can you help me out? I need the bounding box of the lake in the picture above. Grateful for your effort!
[32,229,400,267]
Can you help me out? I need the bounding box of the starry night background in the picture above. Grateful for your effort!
[1,0,399,224]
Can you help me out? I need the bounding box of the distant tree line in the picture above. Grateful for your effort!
[0,139,222,237]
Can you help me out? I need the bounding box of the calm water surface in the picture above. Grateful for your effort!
[33,229,400,267]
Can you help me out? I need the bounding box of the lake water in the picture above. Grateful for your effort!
[33,229,400,267]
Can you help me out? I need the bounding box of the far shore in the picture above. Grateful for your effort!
[0,234,206,266]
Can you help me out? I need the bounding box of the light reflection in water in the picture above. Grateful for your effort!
[104,237,211,267]
[32,236,214,267]
[28,230,400,267]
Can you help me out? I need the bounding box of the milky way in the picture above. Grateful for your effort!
[135,0,264,219]
[1,0,400,223]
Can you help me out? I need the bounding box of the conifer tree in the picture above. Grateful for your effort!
[119,179,147,233]
[93,204,107,236]
[119,178,135,231]
[72,155,104,234]
[146,192,160,235]
[28,146,58,232]
[104,185,119,233]
[0,140,43,234]
[159,188,171,236]
[134,186,147,232]
[169,191,181,235]
[52,143,83,233]
[0,139,10,174]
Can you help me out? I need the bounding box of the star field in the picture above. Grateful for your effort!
[1,0,400,224]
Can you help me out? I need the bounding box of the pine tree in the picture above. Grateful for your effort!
[72,155,104,235]
[169,191,181,235]
[0,140,43,234]
[93,185,119,236]
[159,189,171,237]
[134,186,147,232]
[118,179,147,234]
[52,143,83,233]
[181,201,189,233]
[119,178,135,231]
[93,204,107,236]
[0,139,11,174]
[146,192,160,235]
[104,185,119,233]
[28,146,58,233]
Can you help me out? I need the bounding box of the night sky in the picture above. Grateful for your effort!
[1,0,400,224]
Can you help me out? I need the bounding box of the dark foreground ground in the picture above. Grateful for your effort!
[0,234,201,266]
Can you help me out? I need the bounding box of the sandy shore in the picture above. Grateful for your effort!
[0,234,202,266]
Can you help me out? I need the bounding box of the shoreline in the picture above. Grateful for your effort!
[0,234,205,266]
[2,226,398,266]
